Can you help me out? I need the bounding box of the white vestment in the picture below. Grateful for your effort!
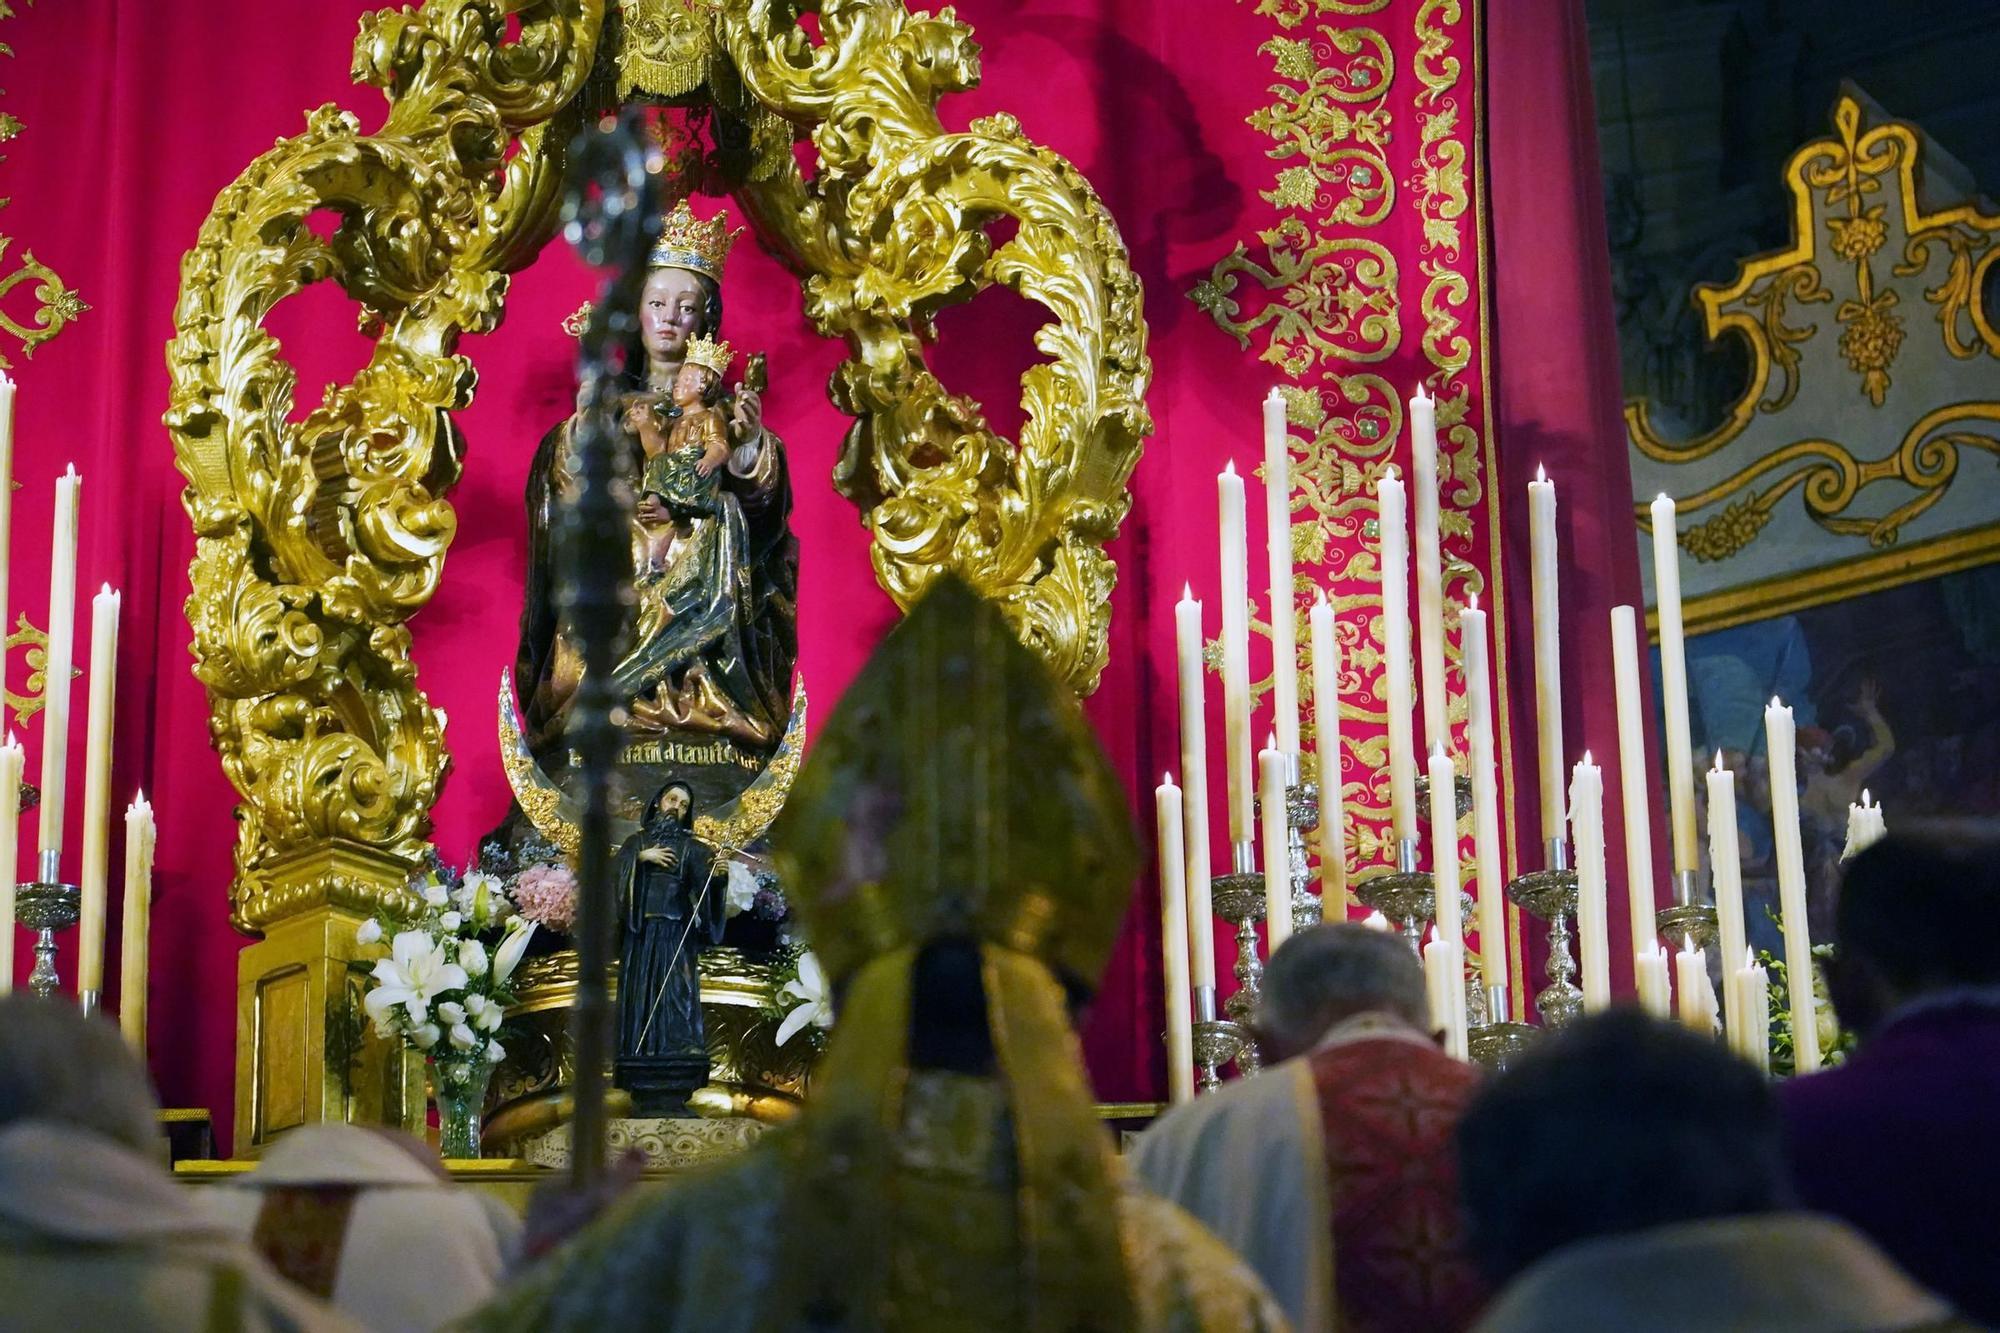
[205,1124,520,1333]
[0,1120,357,1332]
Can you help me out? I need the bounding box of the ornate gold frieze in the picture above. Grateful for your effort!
[1628,93,2000,631]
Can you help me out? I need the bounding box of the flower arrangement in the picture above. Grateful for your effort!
[357,865,537,1154]
[1759,943,1857,1076]
[512,861,578,933]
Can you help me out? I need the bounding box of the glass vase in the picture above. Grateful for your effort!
[433,1058,492,1160]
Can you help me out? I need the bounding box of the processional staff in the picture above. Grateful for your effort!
[555,107,663,1189]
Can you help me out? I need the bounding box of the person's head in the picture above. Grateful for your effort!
[639,266,719,368]
[1825,824,2000,1037]
[671,360,720,409]
[1457,1009,1785,1284]
[649,781,693,830]
[1254,923,1430,1062]
[0,995,159,1151]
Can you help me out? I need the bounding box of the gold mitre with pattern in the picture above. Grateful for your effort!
[681,333,734,378]
[648,198,741,281]
[772,575,1139,986]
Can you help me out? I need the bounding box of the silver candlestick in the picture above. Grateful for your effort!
[1352,837,1471,952]
[1506,838,1581,1028]
[1210,841,1266,1075]
[17,849,80,1002]
[1190,982,1248,1093]
[1282,756,1322,935]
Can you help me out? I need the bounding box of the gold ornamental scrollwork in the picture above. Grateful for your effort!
[171,0,1149,922]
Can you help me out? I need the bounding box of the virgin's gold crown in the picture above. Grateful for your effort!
[649,199,741,281]
[683,333,734,377]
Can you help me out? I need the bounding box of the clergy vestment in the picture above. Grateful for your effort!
[0,1121,358,1333]
[205,1123,521,1333]
[1131,1012,1487,1332]
[1781,991,2000,1325]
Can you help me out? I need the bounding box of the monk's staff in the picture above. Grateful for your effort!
[633,838,735,1053]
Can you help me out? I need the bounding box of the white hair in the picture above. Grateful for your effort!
[1256,923,1429,1056]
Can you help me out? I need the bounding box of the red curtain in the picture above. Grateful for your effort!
[1,0,1644,1150]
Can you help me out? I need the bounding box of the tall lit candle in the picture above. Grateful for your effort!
[0,371,13,736]
[1735,952,1770,1071]
[1461,596,1506,974]
[1423,929,1469,1061]
[0,736,20,994]
[1174,588,1217,990]
[1378,469,1418,843]
[1219,465,1254,845]
[1610,607,1659,958]
[1154,777,1195,1104]
[1409,383,1448,752]
[1764,698,1820,1072]
[77,585,120,995]
[1570,754,1610,1011]
[1260,739,1292,953]
[1528,467,1565,852]
[1650,494,1699,876]
[119,794,156,1052]
[1309,591,1346,916]
[1707,757,1748,1049]
[38,466,81,864]
[1634,943,1672,1019]
[1264,390,1300,756]
[1843,790,1887,861]
[1428,743,1462,946]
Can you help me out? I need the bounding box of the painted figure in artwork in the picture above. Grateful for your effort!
[615,780,725,1113]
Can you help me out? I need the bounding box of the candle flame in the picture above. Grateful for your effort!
[1313,587,1328,607]
[1770,695,1783,708]
[101,582,112,595]
[1430,741,1447,759]
[1163,772,1174,786]
[1222,460,1236,477]
[64,462,77,477]
[1535,464,1546,483]
[1265,730,1277,750]
[1684,934,1695,954]
[1713,752,1725,773]
[1467,591,1480,613]
[1182,582,1193,601]
[1414,381,1432,403]
[1862,788,1872,806]
[1581,749,1593,765]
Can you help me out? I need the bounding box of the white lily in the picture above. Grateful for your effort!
[355,918,383,946]
[458,938,489,978]
[493,920,537,985]
[363,930,468,1030]
[775,951,834,1046]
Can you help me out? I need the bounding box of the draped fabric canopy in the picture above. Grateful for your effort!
[0,0,1643,1150]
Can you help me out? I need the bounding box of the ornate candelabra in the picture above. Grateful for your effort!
[1657,870,1718,952]
[1283,759,1322,935]
[1506,838,1581,1028]
[1201,842,1266,1079]
[16,850,80,1003]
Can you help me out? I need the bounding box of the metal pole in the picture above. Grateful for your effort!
[556,107,660,1189]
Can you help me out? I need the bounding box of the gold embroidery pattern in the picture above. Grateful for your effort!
[0,6,89,368]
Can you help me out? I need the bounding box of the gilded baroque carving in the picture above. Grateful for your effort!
[171,0,1148,923]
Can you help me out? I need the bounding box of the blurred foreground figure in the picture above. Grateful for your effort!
[206,1123,520,1332]
[0,995,355,1332]
[1131,923,1486,1331]
[1783,827,2000,1325]
[1459,1011,1962,1333]
[471,577,1287,1331]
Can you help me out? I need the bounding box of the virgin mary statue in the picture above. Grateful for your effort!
[514,200,799,821]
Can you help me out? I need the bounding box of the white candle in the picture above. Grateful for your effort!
[0,736,20,994]
[1735,953,1770,1071]
[1570,754,1611,1011]
[38,466,81,863]
[1707,757,1748,1050]
[1309,591,1346,917]
[1219,465,1254,845]
[1634,943,1672,1019]
[77,585,120,995]
[1676,936,1710,1034]
[1610,606,1659,962]
[1764,699,1820,1071]
[119,794,155,1052]
[1154,777,1195,1105]
[1843,790,1887,861]
[1174,588,1217,990]
[1260,739,1292,953]
[1264,390,1300,756]
[1428,743,1462,946]
[1528,467,1566,852]
[0,372,13,735]
[1424,931,1469,1060]
[1461,597,1506,978]
[1378,470,1419,843]
[1409,384,1449,753]
[1650,494,1699,875]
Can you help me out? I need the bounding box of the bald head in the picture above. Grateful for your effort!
[1255,923,1430,1062]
